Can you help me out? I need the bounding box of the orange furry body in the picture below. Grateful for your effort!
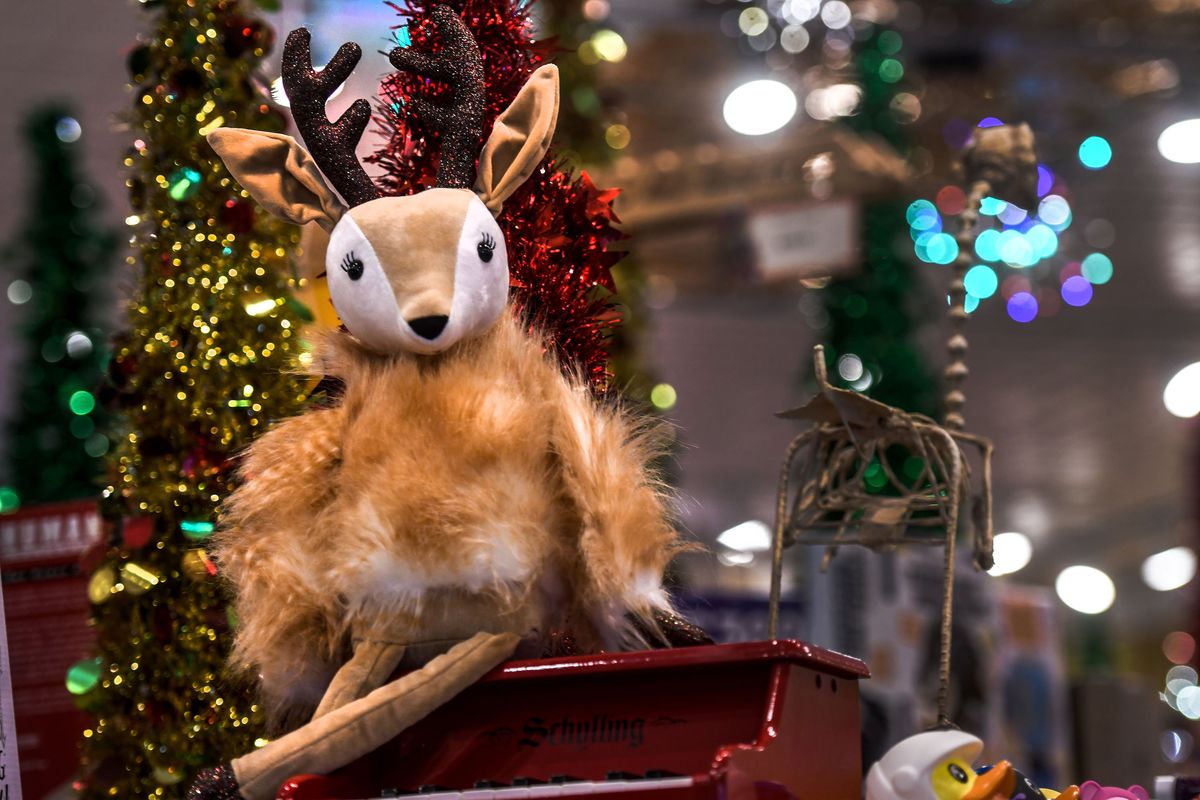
[216,311,681,722]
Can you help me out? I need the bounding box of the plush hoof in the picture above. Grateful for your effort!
[187,763,244,800]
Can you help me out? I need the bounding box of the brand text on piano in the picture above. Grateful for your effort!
[517,715,648,750]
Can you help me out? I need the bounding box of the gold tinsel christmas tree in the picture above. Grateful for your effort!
[75,0,307,795]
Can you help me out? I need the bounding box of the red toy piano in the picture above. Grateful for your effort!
[277,640,869,800]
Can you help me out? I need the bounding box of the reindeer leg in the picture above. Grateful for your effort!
[215,631,517,800]
[310,639,408,720]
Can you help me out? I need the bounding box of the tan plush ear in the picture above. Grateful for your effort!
[474,64,559,215]
[207,128,346,232]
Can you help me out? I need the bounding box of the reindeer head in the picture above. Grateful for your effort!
[208,6,558,355]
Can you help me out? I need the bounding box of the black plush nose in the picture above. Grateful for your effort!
[408,315,448,340]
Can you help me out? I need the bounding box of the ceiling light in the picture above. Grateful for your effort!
[1055,565,1115,614]
[987,531,1033,577]
[1142,547,1197,592]
[716,520,773,552]
[723,80,797,136]
[1159,119,1200,164]
[1164,362,1200,418]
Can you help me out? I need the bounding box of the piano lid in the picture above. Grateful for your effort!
[480,639,870,683]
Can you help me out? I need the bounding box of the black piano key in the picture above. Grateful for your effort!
[512,777,546,786]
[645,770,682,779]
[419,785,456,794]
[381,791,402,798]
[549,775,584,784]
[605,771,641,781]
[474,781,505,789]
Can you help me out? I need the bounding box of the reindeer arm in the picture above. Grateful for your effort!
[215,406,347,723]
[548,379,685,649]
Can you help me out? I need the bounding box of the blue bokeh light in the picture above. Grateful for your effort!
[1079,136,1112,169]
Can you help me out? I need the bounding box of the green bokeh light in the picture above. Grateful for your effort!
[1081,252,1114,285]
[68,390,95,416]
[66,657,103,695]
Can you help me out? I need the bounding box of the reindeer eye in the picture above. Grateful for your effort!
[477,233,496,263]
[340,251,364,281]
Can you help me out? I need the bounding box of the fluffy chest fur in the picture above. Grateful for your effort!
[322,316,575,642]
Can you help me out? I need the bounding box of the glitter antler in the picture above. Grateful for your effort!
[388,5,486,190]
[282,28,381,207]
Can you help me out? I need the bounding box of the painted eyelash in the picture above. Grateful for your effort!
[479,233,496,249]
[341,251,364,280]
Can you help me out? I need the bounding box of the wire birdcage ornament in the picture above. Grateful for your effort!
[768,123,1038,727]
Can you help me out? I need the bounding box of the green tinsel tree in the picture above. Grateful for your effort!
[76,1,306,796]
[819,29,937,417]
[2,106,116,509]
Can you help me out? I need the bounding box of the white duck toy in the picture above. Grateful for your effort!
[865,731,1012,800]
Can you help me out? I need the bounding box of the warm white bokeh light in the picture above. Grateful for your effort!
[723,80,797,136]
[988,532,1033,577]
[1164,362,1200,418]
[716,520,773,552]
[1159,119,1200,164]
[1055,565,1115,614]
[1142,547,1197,592]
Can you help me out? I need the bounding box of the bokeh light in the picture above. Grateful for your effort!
[723,80,797,135]
[7,279,32,305]
[820,0,852,29]
[1055,565,1115,614]
[1038,194,1071,226]
[1007,291,1038,323]
[837,353,865,381]
[650,382,677,410]
[936,186,966,215]
[1078,135,1113,169]
[1163,730,1194,763]
[964,265,998,299]
[717,520,772,552]
[907,199,939,230]
[919,232,958,265]
[1060,275,1093,307]
[975,229,1001,261]
[987,532,1033,577]
[998,203,1028,226]
[55,116,82,143]
[68,390,95,416]
[980,196,1006,216]
[1158,119,1200,164]
[1081,252,1114,284]
[1142,546,1197,592]
[1026,224,1058,259]
[1165,362,1200,418]
[779,25,810,53]
[1164,632,1197,665]
[1036,165,1054,197]
[591,29,627,62]
[999,230,1034,267]
[738,7,769,35]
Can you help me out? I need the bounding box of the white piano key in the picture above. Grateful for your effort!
[372,775,694,800]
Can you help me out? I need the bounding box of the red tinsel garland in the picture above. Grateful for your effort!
[367,0,625,389]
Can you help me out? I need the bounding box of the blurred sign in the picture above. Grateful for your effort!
[1,501,102,799]
[747,200,859,282]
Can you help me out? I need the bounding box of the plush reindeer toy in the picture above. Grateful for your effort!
[191,7,699,799]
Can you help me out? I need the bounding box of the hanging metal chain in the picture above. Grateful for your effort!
[935,178,990,728]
